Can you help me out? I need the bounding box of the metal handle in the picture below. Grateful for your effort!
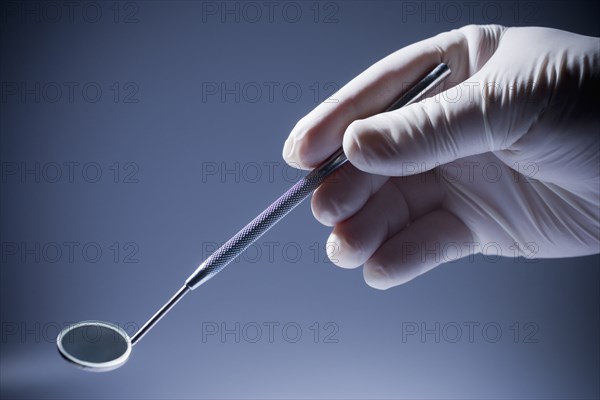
[185,63,451,290]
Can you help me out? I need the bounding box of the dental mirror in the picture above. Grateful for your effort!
[57,320,132,372]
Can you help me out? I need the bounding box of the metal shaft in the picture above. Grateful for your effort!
[131,285,189,345]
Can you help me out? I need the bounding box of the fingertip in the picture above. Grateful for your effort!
[364,259,417,290]
[310,192,336,227]
[282,137,294,164]
[285,111,345,169]
[325,233,341,264]
[363,262,393,290]
[282,136,313,170]
[326,232,362,269]
[283,117,315,169]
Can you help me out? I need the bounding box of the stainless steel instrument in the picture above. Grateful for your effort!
[56,63,451,371]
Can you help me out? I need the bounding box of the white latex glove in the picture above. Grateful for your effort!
[282,25,600,289]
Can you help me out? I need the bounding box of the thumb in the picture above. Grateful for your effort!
[342,79,496,176]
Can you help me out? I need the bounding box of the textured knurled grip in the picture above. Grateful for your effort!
[185,161,339,289]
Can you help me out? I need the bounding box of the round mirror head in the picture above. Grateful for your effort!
[57,320,132,372]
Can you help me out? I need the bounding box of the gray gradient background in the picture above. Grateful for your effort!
[1,1,599,399]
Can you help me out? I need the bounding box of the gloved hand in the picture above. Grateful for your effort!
[282,25,600,289]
